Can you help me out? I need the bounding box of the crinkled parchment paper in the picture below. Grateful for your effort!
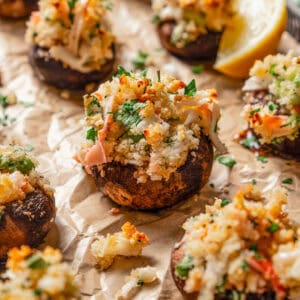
[0,1,300,299]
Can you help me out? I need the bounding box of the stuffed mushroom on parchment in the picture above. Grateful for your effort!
[239,52,300,160]
[25,0,115,89]
[152,0,235,60]
[0,146,55,260]
[171,184,300,300]
[76,68,225,210]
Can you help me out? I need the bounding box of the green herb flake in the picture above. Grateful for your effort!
[268,102,278,112]
[151,14,160,24]
[0,156,35,175]
[116,66,131,77]
[125,133,144,143]
[157,70,161,82]
[267,220,279,233]
[294,74,300,85]
[217,156,236,168]
[27,254,48,269]
[114,99,146,128]
[269,64,278,77]
[86,128,98,142]
[215,275,227,294]
[184,79,196,96]
[241,260,249,272]
[257,155,268,164]
[221,198,231,208]
[101,0,113,11]
[240,134,258,149]
[34,288,42,296]
[282,178,293,185]
[251,179,257,185]
[249,244,258,252]
[86,96,101,116]
[137,279,144,286]
[175,255,194,279]
[132,50,149,70]
[249,108,260,117]
[192,65,204,74]
[231,290,242,300]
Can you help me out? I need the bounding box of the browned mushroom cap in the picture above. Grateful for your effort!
[0,188,55,259]
[90,133,213,210]
[157,21,222,60]
[170,242,279,300]
[29,45,115,90]
[0,0,37,18]
[243,90,300,161]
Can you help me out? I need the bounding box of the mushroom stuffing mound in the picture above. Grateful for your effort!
[0,146,55,259]
[241,52,300,160]
[0,246,80,299]
[25,0,115,89]
[171,184,300,300]
[0,0,37,18]
[76,68,225,209]
[152,0,235,60]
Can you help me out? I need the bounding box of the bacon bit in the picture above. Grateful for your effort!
[293,105,300,114]
[7,246,32,271]
[248,257,287,300]
[209,89,218,98]
[110,207,120,215]
[296,57,300,64]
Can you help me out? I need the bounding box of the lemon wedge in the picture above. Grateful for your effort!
[214,0,287,78]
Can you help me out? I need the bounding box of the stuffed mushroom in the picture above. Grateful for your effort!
[0,246,80,299]
[171,184,300,300]
[0,0,37,18]
[25,0,115,89]
[151,0,235,60]
[76,68,225,210]
[0,146,55,259]
[240,52,300,160]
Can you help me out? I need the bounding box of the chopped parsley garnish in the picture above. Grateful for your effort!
[257,155,268,163]
[249,108,260,117]
[67,0,78,22]
[175,255,194,279]
[101,0,113,11]
[217,156,236,168]
[0,155,35,174]
[0,94,15,127]
[267,220,279,233]
[86,96,101,116]
[140,70,148,77]
[269,64,279,77]
[231,290,242,300]
[249,244,258,252]
[241,260,249,272]
[116,66,131,77]
[221,198,231,207]
[86,128,98,142]
[165,137,174,145]
[27,254,48,269]
[34,288,42,296]
[125,133,144,143]
[282,178,293,184]
[294,74,300,85]
[251,179,257,185]
[151,14,160,24]
[132,50,149,70]
[192,65,204,74]
[114,99,146,128]
[184,79,196,96]
[215,275,227,294]
[137,279,144,286]
[157,70,161,82]
[240,134,258,149]
[268,102,278,112]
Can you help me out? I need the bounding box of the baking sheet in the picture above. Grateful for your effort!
[0,1,300,299]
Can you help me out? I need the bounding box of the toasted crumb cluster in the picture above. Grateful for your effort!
[91,222,149,270]
[26,0,115,72]
[77,69,224,182]
[152,0,235,47]
[177,185,300,300]
[242,52,300,144]
[0,246,80,300]
[0,146,52,206]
